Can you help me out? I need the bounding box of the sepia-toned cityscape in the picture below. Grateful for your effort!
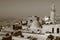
[0,0,60,40]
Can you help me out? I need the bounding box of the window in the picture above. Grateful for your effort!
[46,23,49,25]
[30,20,33,22]
[52,28,54,33]
[57,28,59,33]
[50,22,53,24]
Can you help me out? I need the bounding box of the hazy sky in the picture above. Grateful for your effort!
[0,0,60,18]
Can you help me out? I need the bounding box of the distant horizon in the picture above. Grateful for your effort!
[0,0,60,19]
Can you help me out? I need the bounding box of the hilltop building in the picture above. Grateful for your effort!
[42,1,60,35]
[44,2,56,24]
[28,16,42,33]
[27,1,60,35]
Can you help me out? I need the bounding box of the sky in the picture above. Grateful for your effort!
[0,0,60,19]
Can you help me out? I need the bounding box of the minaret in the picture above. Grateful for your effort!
[50,0,56,24]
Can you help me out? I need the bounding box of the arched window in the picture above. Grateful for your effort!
[52,28,54,33]
[46,23,49,25]
[57,28,59,33]
[50,22,53,24]
[30,20,33,22]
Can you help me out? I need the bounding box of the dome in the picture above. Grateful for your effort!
[44,16,50,21]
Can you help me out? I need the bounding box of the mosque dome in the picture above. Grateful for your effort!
[44,16,50,21]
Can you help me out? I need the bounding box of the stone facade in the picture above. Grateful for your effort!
[42,24,60,34]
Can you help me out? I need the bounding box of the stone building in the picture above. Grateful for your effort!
[42,1,60,35]
[28,16,42,33]
[42,24,60,34]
